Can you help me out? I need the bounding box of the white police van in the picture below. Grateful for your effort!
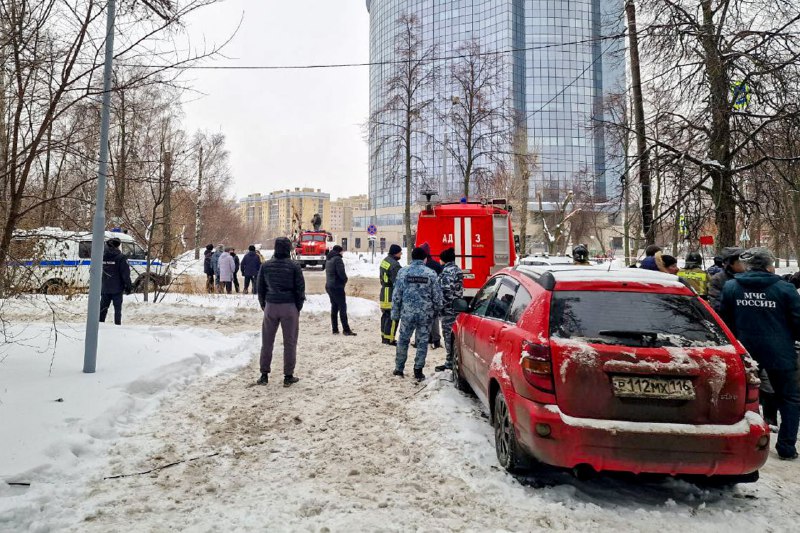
[10,227,171,294]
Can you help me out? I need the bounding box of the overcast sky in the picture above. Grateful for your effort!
[181,1,371,201]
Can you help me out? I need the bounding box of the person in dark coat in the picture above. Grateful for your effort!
[379,244,403,345]
[325,245,355,335]
[420,242,442,349]
[708,247,745,312]
[240,245,262,294]
[100,237,133,325]
[203,243,215,293]
[257,237,306,387]
[720,247,800,460]
[707,255,724,277]
[230,248,241,293]
[639,244,662,271]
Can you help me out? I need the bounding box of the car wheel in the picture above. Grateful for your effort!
[41,279,66,295]
[452,342,472,393]
[494,390,529,473]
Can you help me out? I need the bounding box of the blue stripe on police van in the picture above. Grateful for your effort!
[18,260,162,267]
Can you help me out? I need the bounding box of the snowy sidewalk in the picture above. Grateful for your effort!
[1,296,800,531]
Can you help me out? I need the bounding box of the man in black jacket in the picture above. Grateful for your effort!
[720,248,800,460]
[203,243,214,293]
[230,248,241,293]
[325,245,355,336]
[240,245,262,294]
[708,247,745,312]
[257,237,306,387]
[100,238,133,325]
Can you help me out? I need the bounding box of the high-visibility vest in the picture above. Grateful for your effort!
[678,269,710,297]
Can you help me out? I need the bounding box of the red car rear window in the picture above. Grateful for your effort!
[549,291,730,348]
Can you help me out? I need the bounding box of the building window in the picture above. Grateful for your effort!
[355,237,362,249]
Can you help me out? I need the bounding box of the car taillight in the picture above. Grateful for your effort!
[521,340,554,393]
[740,353,761,407]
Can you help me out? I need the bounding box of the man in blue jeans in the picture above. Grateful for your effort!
[100,238,133,325]
[720,247,800,460]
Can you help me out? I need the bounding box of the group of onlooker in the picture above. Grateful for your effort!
[203,244,264,294]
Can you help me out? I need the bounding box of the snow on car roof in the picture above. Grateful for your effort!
[516,264,688,289]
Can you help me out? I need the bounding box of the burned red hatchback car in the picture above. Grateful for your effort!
[452,266,770,482]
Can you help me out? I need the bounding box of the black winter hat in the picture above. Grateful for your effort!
[685,252,703,269]
[331,245,343,254]
[206,243,214,251]
[572,244,589,263]
[411,247,427,261]
[248,245,256,252]
[274,237,292,259]
[389,244,402,256]
[440,247,456,263]
[721,247,744,265]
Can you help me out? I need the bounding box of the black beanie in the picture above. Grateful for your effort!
[389,244,402,255]
[411,247,427,261]
[248,245,256,252]
[274,237,292,259]
[440,247,456,263]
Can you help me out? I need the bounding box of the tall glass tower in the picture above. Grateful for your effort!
[366,0,625,214]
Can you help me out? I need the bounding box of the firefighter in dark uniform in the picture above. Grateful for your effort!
[380,244,403,345]
[100,237,133,325]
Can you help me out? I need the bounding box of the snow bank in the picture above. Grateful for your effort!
[0,325,255,483]
[0,293,379,321]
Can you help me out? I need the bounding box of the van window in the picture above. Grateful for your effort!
[550,291,730,348]
[485,278,519,321]
[122,242,147,260]
[79,241,92,259]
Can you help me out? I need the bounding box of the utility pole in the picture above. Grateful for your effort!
[83,0,117,374]
[626,0,654,246]
[162,149,172,261]
[194,143,203,260]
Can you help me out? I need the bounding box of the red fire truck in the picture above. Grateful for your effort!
[294,230,333,269]
[416,198,516,297]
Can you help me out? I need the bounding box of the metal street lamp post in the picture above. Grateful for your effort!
[83,0,117,374]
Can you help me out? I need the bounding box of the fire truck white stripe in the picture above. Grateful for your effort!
[454,217,462,269]
[465,217,473,270]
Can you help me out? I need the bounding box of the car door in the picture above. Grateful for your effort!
[473,277,520,386]
[460,276,500,381]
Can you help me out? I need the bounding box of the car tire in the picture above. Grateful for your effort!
[41,279,66,295]
[493,390,530,474]
[452,343,472,393]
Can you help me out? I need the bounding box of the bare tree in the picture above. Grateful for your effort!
[636,0,800,248]
[369,14,437,257]
[446,40,512,198]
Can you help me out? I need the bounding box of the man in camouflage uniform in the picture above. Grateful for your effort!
[379,244,403,345]
[392,247,444,381]
[435,247,464,372]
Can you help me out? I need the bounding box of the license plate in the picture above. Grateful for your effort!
[611,376,695,400]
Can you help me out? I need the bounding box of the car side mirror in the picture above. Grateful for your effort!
[453,298,469,313]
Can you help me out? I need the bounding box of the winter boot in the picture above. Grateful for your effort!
[434,364,452,372]
[393,369,404,378]
[283,375,300,387]
[343,330,357,337]
[413,368,426,382]
[257,373,269,385]
[431,342,442,350]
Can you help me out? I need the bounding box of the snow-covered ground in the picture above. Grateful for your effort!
[2,295,800,531]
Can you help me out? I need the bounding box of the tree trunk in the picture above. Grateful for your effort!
[194,144,203,260]
[161,149,172,260]
[114,90,127,220]
[514,121,529,257]
[626,1,655,245]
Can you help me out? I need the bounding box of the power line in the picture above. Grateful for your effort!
[117,32,626,71]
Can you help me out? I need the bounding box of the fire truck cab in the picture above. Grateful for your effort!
[415,199,515,297]
[294,231,333,269]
